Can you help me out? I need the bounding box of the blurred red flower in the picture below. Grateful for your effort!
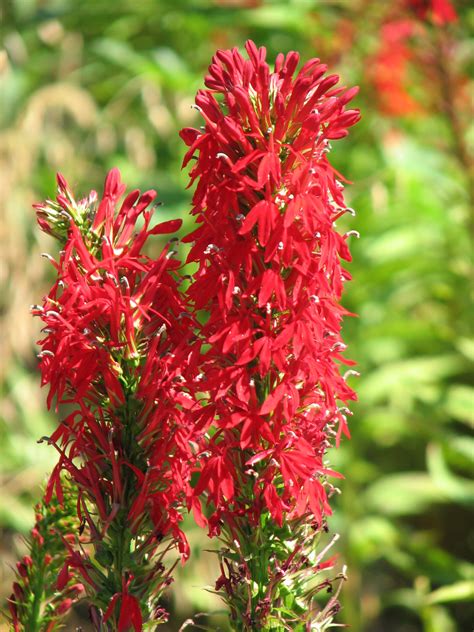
[370,19,423,117]
[407,0,458,25]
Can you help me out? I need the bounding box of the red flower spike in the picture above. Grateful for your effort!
[181,41,359,629]
[33,169,198,629]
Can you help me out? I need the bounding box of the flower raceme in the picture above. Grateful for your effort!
[31,170,197,629]
[182,39,359,536]
[181,41,360,628]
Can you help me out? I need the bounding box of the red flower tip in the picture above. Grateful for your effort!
[57,562,71,590]
[68,583,85,596]
[31,527,44,545]
[56,172,69,192]
[7,595,20,631]
[181,41,359,529]
[56,598,73,616]
[104,588,143,632]
[432,0,458,24]
[16,562,28,578]
[179,127,201,146]
[104,167,126,200]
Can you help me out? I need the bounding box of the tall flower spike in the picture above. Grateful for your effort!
[181,41,360,630]
[33,169,197,629]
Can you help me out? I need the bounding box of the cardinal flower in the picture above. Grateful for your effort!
[32,169,197,629]
[181,41,359,630]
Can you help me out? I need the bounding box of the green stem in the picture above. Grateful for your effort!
[27,565,45,632]
[22,525,51,632]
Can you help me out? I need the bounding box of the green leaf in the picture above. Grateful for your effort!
[444,385,474,425]
[456,337,474,362]
[427,443,474,505]
[348,516,399,562]
[423,605,457,632]
[365,473,447,516]
[427,580,474,605]
[446,435,474,469]
[361,355,464,405]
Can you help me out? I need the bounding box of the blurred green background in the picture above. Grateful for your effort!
[0,1,473,630]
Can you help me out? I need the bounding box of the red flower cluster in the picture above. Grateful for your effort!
[32,170,196,626]
[34,171,184,410]
[181,41,359,533]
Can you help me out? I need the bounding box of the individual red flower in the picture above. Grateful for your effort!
[104,577,143,632]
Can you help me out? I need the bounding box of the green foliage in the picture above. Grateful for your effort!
[1,1,472,630]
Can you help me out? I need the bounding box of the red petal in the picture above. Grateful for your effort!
[57,562,70,590]
[149,219,182,235]
[264,483,283,526]
[239,200,266,235]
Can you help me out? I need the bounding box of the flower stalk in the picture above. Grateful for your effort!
[181,41,360,630]
[30,170,196,629]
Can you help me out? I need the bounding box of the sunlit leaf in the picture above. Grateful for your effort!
[427,581,474,605]
[444,385,474,425]
[365,473,447,516]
